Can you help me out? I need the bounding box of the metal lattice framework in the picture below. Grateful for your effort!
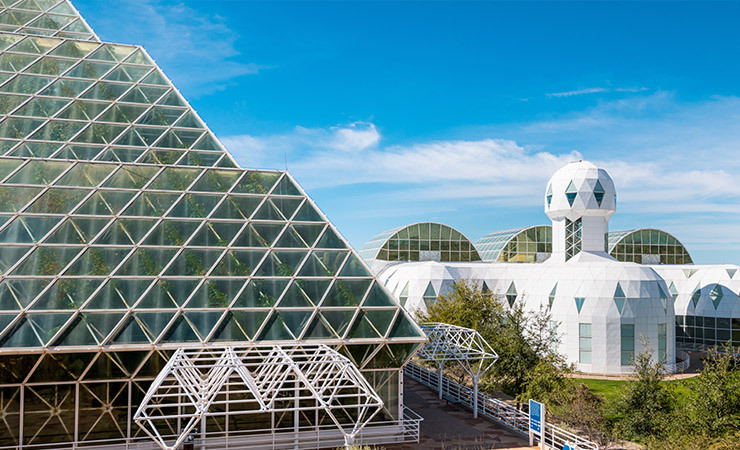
[416,322,498,418]
[134,344,384,450]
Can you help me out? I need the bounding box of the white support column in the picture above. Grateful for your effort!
[437,361,443,399]
[473,376,479,419]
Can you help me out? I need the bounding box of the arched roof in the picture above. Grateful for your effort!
[475,226,552,262]
[607,228,693,264]
[359,222,481,263]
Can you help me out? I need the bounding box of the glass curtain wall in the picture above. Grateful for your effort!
[0,1,426,447]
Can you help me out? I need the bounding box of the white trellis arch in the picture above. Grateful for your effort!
[134,344,384,450]
[416,322,498,418]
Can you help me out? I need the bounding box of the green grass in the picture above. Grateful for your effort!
[575,377,695,406]
[576,378,628,403]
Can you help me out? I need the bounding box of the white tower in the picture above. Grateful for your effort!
[545,161,616,262]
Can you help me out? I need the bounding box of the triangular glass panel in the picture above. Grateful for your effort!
[211,196,262,220]
[213,250,266,276]
[254,250,306,277]
[136,279,199,309]
[28,352,94,382]
[258,310,313,340]
[11,246,82,276]
[315,227,346,249]
[691,285,701,308]
[187,279,246,309]
[234,171,280,194]
[190,169,240,192]
[593,180,605,206]
[181,311,225,341]
[575,297,585,313]
[546,184,552,207]
[189,221,241,247]
[343,344,381,368]
[65,247,131,276]
[278,279,330,307]
[565,180,577,206]
[348,309,396,339]
[668,282,678,300]
[0,246,33,275]
[303,315,339,340]
[339,254,371,277]
[212,310,269,342]
[114,248,177,277]
[684,269,698,278]
[142,220,200,246]
[93,218,157,245]
[293,201,323,222]
[0,278,50,310]
[549,283,557,308]
[363,283,396,307]
[32,278,102,310]
[272,176,302,196]
[506,282,517,307]
[52,312,125,346]
[0,216,60,243]
[161,314,200,343]
[233,279,289,308]
[85,279,154,310]
[274,226,310,248]
[76,191,136,216]
[232,223,279,247]
[164,249,224,276]
[298,251,348,277]
[727,269,737,278]
[709,285,723,310]
[614,297,625,314]
[121,192,180,217]
[322,279,372,307]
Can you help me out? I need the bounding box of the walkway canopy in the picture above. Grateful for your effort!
[415,323,498,418]
[135,344,384,450]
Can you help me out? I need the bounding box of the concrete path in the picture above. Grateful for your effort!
[388,378,532,450]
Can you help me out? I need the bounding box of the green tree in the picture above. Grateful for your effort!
[613,343,673,441]
[685,344,740,438]
[419,278,558,401]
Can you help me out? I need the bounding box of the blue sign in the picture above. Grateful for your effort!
[529,399,543,434]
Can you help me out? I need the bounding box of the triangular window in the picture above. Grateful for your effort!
[691,285,701,308]
[727,269,736,278]
[593,180,605,206]
[614,283,626,314]
[506,282,517,307]
[668,282,678,300]
[575,297,585,313]
[549,283,557,309]
[546,184,553,207]
[565,180,577,206]
[709,285,723,310]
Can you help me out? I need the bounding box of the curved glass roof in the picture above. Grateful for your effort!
[360,222,481,262]
[607,228,693,264]
[475,225,552,262]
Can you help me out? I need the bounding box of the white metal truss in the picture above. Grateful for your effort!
[416,322,498,418]
[134,344,384,450]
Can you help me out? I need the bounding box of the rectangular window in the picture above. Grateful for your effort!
[621,324,635,366]
[579,323,592,364]
[658,323,667,363]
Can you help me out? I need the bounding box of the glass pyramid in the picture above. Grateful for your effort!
[0,1,424,446]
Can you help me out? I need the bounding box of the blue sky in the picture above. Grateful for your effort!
[75,0,740,264]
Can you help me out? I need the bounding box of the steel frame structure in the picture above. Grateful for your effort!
[135,344,384,450]
[415,322,498,418]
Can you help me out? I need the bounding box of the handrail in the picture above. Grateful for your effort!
[405,362,600,450]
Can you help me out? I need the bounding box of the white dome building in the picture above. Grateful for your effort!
[370,161,683,375]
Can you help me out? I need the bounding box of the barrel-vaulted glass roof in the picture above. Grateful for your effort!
[360,222,481,263]
[475,226,552,262]
[607,228,692,265]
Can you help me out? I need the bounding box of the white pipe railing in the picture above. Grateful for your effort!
[405,362,600,450]
[0,410,422,450]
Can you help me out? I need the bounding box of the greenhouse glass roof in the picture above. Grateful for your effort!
[359,222,481,263]
[0,0,425,355]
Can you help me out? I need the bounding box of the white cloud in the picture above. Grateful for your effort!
[546,87,609,98]
[80,0,263,96]
[546,86,648,98]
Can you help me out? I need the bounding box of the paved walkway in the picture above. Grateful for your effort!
[388,378,532,450]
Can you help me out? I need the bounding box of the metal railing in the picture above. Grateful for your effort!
[0,410,422,450]
[405,362,600,450]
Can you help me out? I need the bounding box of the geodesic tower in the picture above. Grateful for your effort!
[0,1,425,447]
